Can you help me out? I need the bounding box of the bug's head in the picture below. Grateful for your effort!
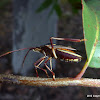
[32,47,42,53]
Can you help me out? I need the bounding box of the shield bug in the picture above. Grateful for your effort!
[0,37,85,80]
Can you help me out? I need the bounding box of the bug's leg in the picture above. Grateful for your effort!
[34,56,49,78]
[50,37,57,59]
[34,56,46,77]
[75,60,88,79]
[50,58,52,70]
[50,37,86,43]
[44,57,55,80]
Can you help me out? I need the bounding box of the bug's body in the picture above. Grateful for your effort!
[0,37,85,80]
[34,45,82,62]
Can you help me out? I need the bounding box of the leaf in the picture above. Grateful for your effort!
[0,0,11,9]
[48,6,54,18]
[36,0,53,13]
[54,3,62,17]
[82,0,100,68]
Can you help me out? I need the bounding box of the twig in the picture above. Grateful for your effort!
[0,74,100,87]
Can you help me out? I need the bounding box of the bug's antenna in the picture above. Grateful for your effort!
[21,48,33,67]
[18,47,36,74]
[0,48,30,58]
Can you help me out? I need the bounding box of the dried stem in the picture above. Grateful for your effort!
[0,74,100,87]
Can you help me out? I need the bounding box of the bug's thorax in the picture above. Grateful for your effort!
[40,45,54,57]
[32,45,53,57]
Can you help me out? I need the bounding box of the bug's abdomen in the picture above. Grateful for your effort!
[56,49,82,62]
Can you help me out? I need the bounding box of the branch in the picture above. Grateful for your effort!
[0,74,100,87]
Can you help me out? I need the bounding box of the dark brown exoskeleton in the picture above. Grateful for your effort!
[0,37,85,80]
